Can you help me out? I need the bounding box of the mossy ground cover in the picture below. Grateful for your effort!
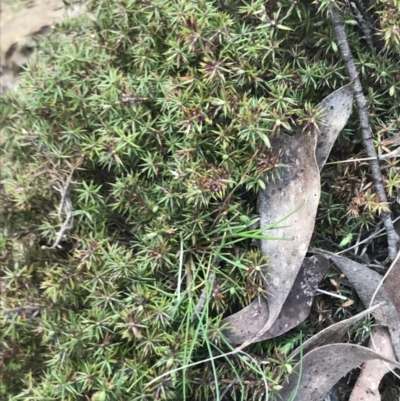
[1,0,400,400]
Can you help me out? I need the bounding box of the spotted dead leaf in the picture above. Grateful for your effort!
[383,255,400,315]
[349,326,396,401]
[341,299,355,308]
[316,250,400,361]
[223,255,329,344]
[315,83,354,169]
[225,85,353,347]
[246,128,320,344]
[278,344,400,401]
[289,303,384,359]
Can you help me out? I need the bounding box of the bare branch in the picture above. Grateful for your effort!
[350,1,375,51]
[329,5,399,260]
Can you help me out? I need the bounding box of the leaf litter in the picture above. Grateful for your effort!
[223,255,329,344]
[383,256,400,314]
[223,84,355,344]
[349,326,396,401]
[218,83,400,399]
[275,250,400,399]
[224,116,321,347]
[315,250,400,361]
[138,79,400,400]
[289,303,384,359]
[315,82,354,169]
[278,343,399,401]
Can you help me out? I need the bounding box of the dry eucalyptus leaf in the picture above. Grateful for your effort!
[255,129,320,342]
[315,83,354,169]
[223,297,269,344]
[349,326,396,401]
[383,256,400,315]
[289,303,384,360]
[316,250,400,361]
[223,255,329,344]
[227,130,320,349]
[342,299,355,308]
[224,84,353,347]
[381,133,400,147]
[278,343,400,401]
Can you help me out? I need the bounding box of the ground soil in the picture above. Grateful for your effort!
[0,0,86,95]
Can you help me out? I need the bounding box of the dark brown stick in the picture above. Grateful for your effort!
[329,5,399,260]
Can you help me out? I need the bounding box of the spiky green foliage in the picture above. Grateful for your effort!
[1,0,400,400]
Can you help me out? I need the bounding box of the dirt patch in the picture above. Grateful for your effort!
[0,0,87,95]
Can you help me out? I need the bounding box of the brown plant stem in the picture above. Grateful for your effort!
[330,4,399,260]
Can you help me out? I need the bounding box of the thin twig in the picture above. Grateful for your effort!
[337,215,400,255]
[379,147,400,160]
[237,350,269,401]
[326,147,400,165]
[42,170,74,250]
[177,237,184,302]
[3,305,41,319]
[314,231,386,272]
[330,4,399,260]
[353,230,362,256]
[220,378,239,400]
[191,257,218,322]
[316,289,349,300]
[360,218,383,257]
[366,263,387,275]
